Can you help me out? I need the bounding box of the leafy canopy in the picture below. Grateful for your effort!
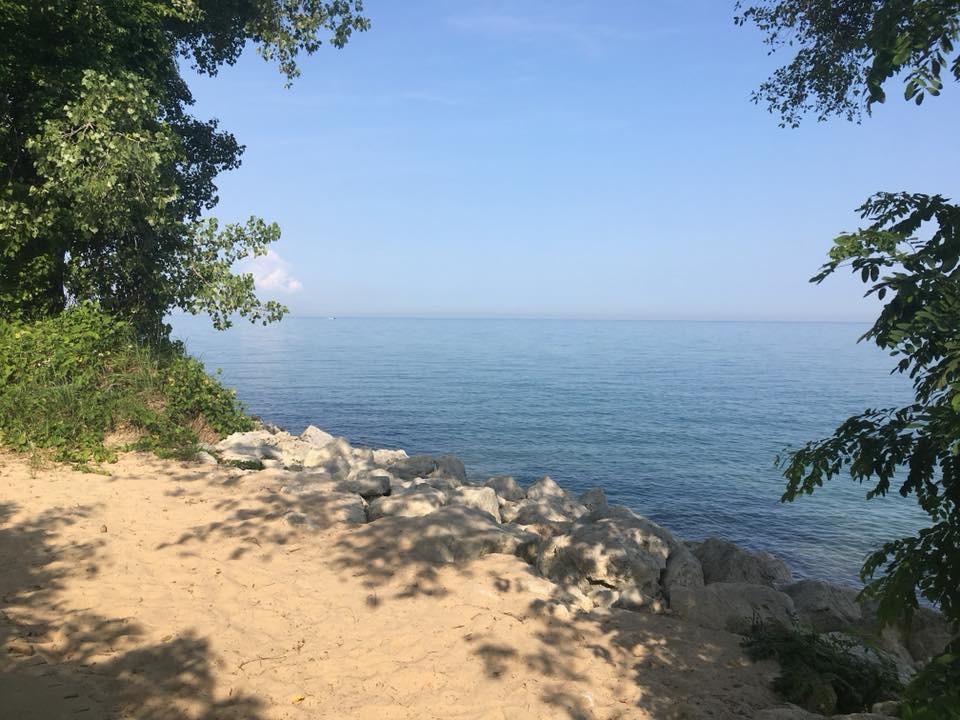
[0,1,369,340]
[736,0,960,126]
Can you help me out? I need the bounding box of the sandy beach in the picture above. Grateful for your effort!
[0,451,784,719]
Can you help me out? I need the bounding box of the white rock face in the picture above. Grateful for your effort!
[372,448,408,466]
[362,506,539,564]
[215,430,279,463]
[299,424,334,447]
[367,485,447,521]
[447,486,501,522]
[693,537,793,587]
[537,518,664,602]
[669,582,797,633]
[782,579,862,632]
[484,475,525,501]
[525,476,566,502]
[512,499,577,526]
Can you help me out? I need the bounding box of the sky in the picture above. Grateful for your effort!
[185,0,960,321]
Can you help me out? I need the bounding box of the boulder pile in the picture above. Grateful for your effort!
[211,424,952,699]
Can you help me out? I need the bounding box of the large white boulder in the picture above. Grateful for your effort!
[693,537,792,587]
[359,506,539,564]
[537,518,664,603]
[367,485,446,521]
[589,505,704,597]
[299,425,334,447]
[215,430,282,463]
[669,582,797,633]
[525,476,566,502]
[447,486,501,522]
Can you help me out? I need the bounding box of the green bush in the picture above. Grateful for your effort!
[743,622,902,715]
[0,306,252,463]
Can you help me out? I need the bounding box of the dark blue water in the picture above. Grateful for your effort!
[173,316,926,586]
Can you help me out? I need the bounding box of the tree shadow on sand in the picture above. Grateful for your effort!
[0,500,265,719]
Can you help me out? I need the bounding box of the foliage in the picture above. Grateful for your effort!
[738,2,960,714]
[743,621,902,714]
[0,0,368,340]
[777,193,960,718]
[902,638,960,719]
[781,193,960,627]
[735,0,960,126]
[0,306,252,463]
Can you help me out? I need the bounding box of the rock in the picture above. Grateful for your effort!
[615,586,663,613]
[283,492,367,528]
[261,458,284,470]
[587,505,703,598]
[435,455,468,482]
[484,475,525,501]
[299,425,334,447]
[365,506,539,564]
[195,450,218,466]
[782,580,862,632]
[372,448,408,466]
[344,468,393,498]
[526,476,566,502]
[388,454,467,483]
[693,537,793,587]
[833,715,897,719]
[824,632,913,685]
[587,586,620,609]
[447,486,501,522]
[367,485,446,521]
[578,488,608,512]
[269,468,390,499]
[669,582,797,633]
[869,700,901,717]
[905,607,953,663]
[537,518,664,602]
[754,707,825,720]
[215,430,282,462]
[422,476,463,494]
[662,543,705,597]
[512,499,576,526]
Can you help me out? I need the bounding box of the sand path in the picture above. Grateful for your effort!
[1,452,778,719]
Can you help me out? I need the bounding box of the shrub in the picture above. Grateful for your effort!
[0,306,251,463]
[743,621,902,715]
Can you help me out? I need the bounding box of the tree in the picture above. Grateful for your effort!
[739,1,960,714]
[736,0,960,127]
[0,1,369,341]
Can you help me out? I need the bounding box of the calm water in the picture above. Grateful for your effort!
[173,316,926,586]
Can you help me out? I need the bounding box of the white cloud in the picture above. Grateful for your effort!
[246,250,303,294]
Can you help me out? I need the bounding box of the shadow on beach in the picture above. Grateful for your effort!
[0,498,265,719]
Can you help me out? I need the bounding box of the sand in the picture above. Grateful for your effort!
[0,452,780,719]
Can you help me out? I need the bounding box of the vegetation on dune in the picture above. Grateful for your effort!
[0,306,253,464]
[740,1,960,715]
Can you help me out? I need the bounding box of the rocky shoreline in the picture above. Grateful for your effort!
[208,423,953,719]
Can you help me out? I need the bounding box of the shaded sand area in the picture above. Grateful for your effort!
[0,452,781,719]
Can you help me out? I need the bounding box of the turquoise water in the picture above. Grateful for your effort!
[173,316,926,586]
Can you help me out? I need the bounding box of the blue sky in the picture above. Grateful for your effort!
[186,0,960,321]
